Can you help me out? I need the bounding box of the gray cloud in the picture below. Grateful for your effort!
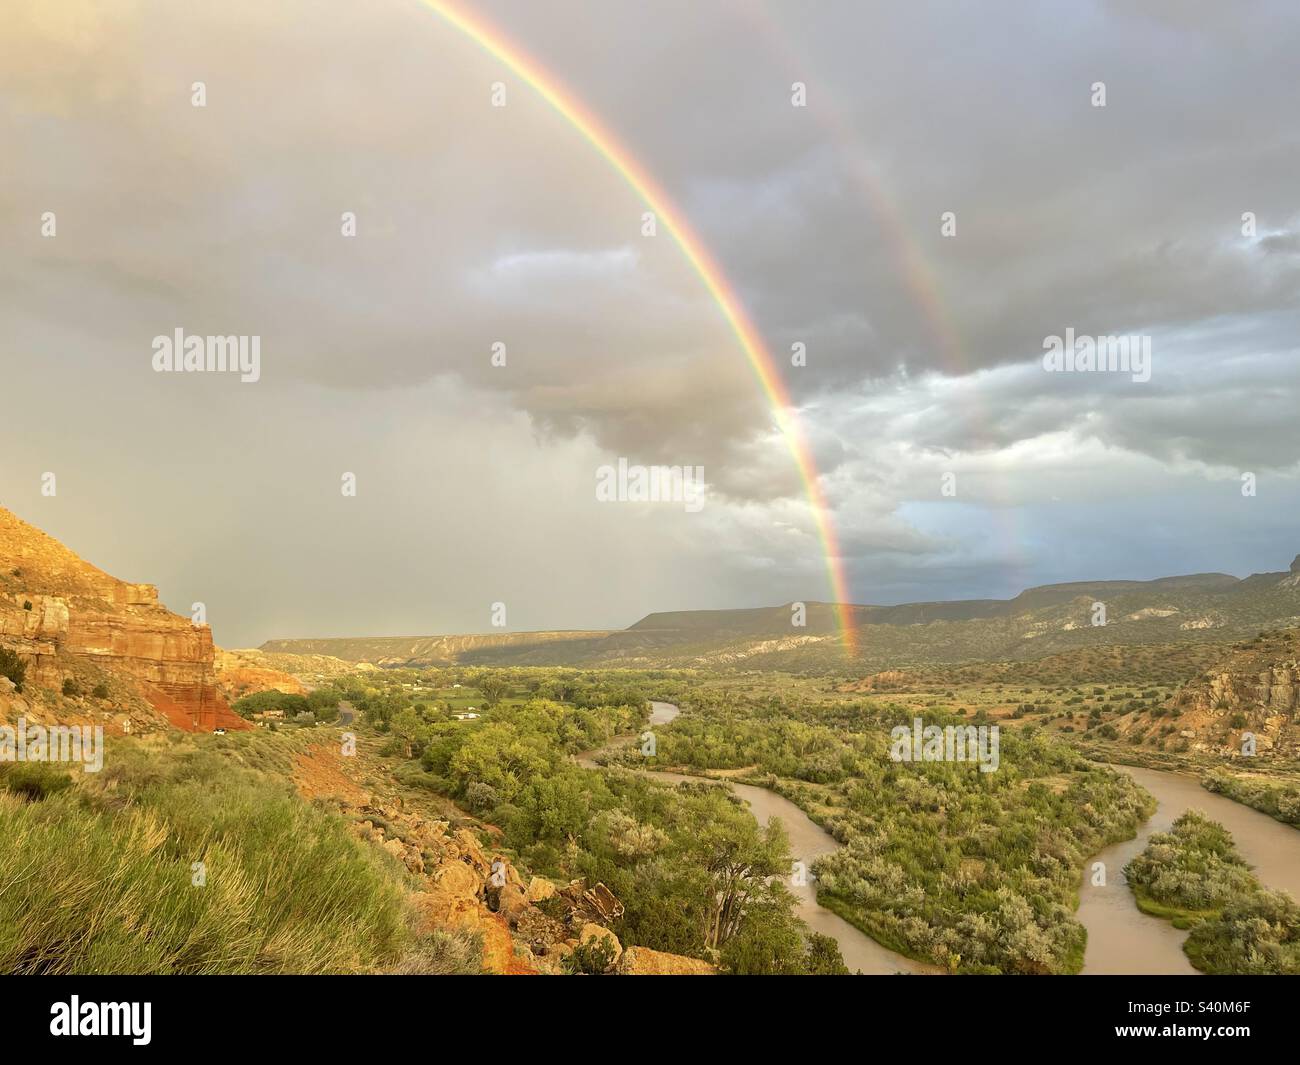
[2,0,1298,642]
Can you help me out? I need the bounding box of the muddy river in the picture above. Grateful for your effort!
[581,705,1300,975]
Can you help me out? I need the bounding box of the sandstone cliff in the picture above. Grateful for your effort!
[0,505,245,731]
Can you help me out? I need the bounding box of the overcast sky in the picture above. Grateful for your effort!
[2,0,1298,646]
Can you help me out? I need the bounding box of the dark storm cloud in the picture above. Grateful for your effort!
[2,0,1298,640]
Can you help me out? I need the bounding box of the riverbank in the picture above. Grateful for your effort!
[581,704,1300,975]
[576,701,937,974]
[1079,764,1300,973]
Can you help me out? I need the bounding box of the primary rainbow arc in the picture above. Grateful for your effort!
[419,0,856,653]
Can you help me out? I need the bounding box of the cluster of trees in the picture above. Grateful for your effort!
[644,688,1154,974]
[1202,769,1300,828]
[329,667,678,734]
[231,688,341,723]
[1125,810,1300,974]
[347,670,846,974]
[1125,810,1256,913]
[813,742,1151,974]
[650,712,857,783]
[416,696,811,968]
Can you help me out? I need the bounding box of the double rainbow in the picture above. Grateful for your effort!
[419,0,857,653]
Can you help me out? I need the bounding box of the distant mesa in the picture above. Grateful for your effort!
[263,559,1300,671]
[7,501,1300,681]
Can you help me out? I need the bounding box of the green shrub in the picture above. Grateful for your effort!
[562,935,619,975]
[0,648,26,692]
[0,733,410,974]
[1202,769,1300,829]
[1125,810,1300,974]
[0,762,74,801]
[385,928,484,975]
[1186,889,1300,975]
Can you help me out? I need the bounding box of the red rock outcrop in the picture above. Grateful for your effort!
[214,647,307,702]
[0,505,246,731]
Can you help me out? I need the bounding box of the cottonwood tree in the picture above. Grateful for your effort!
[478,675,510,707]
[676,790,794,951]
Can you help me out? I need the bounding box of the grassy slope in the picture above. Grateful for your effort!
[0,729,477,974]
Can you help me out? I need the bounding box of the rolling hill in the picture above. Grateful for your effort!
[263,557,1300,672]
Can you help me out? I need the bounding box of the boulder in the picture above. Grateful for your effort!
[578,922,623,963]
[434,860,481,903]
[617,946,715,976]
[490,882,530,920]
[526,876,556,903]
[453,828,492,876]
[578,882,624,923]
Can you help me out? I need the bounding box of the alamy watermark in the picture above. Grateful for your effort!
[1042,328,1151,383]
[152,328,261,383]
[595,459,705,513]
[890,717,1000,773]
[50,996,150,1045]
[0,717,103,773]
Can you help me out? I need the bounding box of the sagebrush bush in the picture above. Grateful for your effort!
[385,928,484,975]
[0,762,74,801]
[0,731,411,974]
[1125,809,1300,974]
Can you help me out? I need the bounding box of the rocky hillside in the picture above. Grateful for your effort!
[1113,627,1300,758]
[214,647,308,702]
[0,504,245,732]
[292,741,712,975]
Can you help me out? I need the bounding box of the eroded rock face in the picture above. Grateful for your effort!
[213,648,307,702]
[1180,663,1300,721]
[0,506,245,731]
[1145,629,1300,757]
